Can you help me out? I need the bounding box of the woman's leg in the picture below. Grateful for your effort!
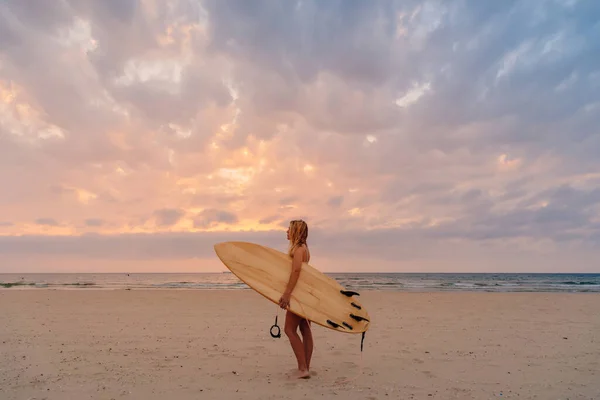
[299,319,313,371]
[284,310,310,378]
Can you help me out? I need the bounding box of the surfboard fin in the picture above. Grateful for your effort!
[326,320,345,329]
[349,313,370,323]
[340,290,360,297]
[342,322,353,330]
[351,302,361,310]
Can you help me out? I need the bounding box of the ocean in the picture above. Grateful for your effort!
[1,272,599,292]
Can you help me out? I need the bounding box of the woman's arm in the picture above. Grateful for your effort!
[278,247,305,309]
[284,247,305,295]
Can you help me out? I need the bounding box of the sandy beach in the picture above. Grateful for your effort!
[1,290,599,399]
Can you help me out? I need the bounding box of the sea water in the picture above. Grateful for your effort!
[1,272,599,292]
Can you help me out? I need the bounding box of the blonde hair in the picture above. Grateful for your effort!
[288,219,308,257]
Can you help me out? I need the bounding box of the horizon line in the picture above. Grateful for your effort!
[2,271,599,275]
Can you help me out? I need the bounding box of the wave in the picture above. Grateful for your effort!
[1,282,37,288]
[0,281,96,288]
[2,273,599,293]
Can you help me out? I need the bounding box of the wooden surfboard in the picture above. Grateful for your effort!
[213,241,370,334]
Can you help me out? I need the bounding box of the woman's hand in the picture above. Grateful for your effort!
[278,291,291,309]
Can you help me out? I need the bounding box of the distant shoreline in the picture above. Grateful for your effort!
[1,272,599,275]
[1,271,599,293]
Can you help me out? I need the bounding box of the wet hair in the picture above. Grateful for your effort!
[288,219,308,257]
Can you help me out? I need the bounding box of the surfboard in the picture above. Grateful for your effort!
[213,241,370,334]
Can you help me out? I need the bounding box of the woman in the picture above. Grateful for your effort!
[278,219,313,379]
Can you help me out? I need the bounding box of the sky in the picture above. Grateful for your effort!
[1,0,599,273]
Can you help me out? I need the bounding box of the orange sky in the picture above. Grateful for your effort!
[1,1,599,273]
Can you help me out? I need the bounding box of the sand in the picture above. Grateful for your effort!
[1,290,599,400]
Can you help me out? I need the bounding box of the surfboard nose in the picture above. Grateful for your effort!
[213,242,227,255]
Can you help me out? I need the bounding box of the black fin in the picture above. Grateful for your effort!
[327,320,345,329]
[349,313,370,322]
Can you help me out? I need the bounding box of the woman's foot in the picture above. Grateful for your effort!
[288,368,316,376]
[290,369,311,379]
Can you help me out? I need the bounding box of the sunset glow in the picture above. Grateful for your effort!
[1,1,599,273]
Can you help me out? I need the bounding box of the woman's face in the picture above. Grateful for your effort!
[286,226,291,240]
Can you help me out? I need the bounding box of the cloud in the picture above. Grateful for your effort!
[0,224,598,273]
[84,219,105,227]
[327,196,344,208]
[0,0,599,272]
[34,218,60,227]
[258,215,281,225]
[193,209,239,229]
[153,208,185,227]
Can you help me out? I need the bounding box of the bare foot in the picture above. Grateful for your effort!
[290,369,310,379]
[288,368,316,376]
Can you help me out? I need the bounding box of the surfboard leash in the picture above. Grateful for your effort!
[270,306,282,338]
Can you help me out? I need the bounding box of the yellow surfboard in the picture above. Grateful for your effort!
[213,241,370,334]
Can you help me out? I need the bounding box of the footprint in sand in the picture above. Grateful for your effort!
[422,370,435,378]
